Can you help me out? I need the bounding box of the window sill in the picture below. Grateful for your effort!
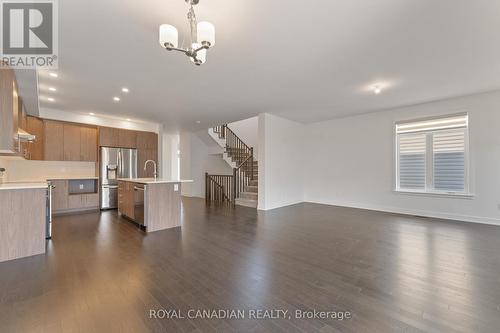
[393,189,475,199]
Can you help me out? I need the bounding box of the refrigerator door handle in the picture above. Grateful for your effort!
[117,150,122,178]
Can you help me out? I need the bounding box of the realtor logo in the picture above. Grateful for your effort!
[1,0,58,68]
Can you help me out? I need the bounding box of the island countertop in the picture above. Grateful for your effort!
[117,178,193,184]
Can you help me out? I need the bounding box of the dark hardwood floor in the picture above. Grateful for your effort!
[1,198,500,332]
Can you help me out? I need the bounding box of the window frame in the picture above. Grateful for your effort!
[394,114,472,198]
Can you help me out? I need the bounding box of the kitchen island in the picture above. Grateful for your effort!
[117,178,192,232]
[0,182,48,262]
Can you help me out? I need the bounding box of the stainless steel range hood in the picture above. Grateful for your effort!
[17,128,36,143]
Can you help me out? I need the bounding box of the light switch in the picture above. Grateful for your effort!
[174,184,179,192]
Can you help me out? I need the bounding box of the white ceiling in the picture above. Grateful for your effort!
[34,0,500,130]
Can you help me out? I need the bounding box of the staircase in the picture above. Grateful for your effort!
[235,160,258,208]
[206,125,258,208]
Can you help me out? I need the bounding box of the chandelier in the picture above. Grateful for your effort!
[159,0,215,66]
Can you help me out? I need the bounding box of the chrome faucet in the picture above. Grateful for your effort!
[144,160,158,180]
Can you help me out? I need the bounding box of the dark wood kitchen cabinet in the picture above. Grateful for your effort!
[118,129,137,148]
[99,126,120,147]
[63,123,81,161]
[136,131,158,177]
[136,131,158,150]
[44,120,97,162]
[26,116,44,160]
[138,148,158,178]
[44,120,64,161]
[0,65,19,153]
[80,126,98,162]
[118,181,135,219]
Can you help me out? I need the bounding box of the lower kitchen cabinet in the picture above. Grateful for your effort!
[50,179,99,214]
[51,180,69,211]
[68,193,99,209]
[118,181,135,219]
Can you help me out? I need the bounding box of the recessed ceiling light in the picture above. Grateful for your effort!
[373,86,382,94]
[49,87,56,92]
[49,72,58,78]
[196,120,201,124]
[47,97,55,102]
[113,97,120,102]
[122,87,129,93]
[126,118,131,121]
[89,112,95,116]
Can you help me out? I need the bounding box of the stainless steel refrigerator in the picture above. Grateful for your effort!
[100,147,137,209]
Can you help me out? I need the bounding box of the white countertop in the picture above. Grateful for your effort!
[117,178,193,184]
[48,177,99,180]
[0,181,48,190]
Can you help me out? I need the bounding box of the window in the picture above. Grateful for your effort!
[395,114,469,195]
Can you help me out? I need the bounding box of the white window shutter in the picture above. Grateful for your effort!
[432,130,466,191]
[398,134,426,190]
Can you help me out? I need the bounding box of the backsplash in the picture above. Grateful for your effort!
[0,157,96,182]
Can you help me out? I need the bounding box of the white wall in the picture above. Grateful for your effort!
[258,113,304,210]
[228,116,259,160]
[304,91,500,225]
[180,131,232,198]
[158,128,180,180]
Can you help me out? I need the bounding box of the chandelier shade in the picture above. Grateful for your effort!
[197,21,215,47]
[159,24,178,48]
[159,0,215,66]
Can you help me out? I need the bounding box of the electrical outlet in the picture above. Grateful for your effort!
[79,184,84,190]
[174,184,179,192]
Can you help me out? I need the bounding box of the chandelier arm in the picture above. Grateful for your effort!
[164,45,190,55]
[193,45,209,53]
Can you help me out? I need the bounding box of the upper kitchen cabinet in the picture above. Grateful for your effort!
[99,126,120,147]
[118,129,137,148]
[0,66,19,153]
[63,123,81,161]
[26,116,44,160]
[44,120,98,162]
[80,126,97,162]
[136,131,158,150]
[44,120,64,161]
[99,127,137,149]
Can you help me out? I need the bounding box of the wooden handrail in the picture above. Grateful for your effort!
[237,153,253,169]
[225,125,251,151]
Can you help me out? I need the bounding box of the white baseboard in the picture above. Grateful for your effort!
[305,199,500,226]
[257,200,304,211]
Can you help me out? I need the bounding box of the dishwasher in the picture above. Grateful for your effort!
[133,184,146,227]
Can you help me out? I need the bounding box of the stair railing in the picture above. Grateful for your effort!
[232,154,254,202]
[205,173,233,204]
[208,124,256,205]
